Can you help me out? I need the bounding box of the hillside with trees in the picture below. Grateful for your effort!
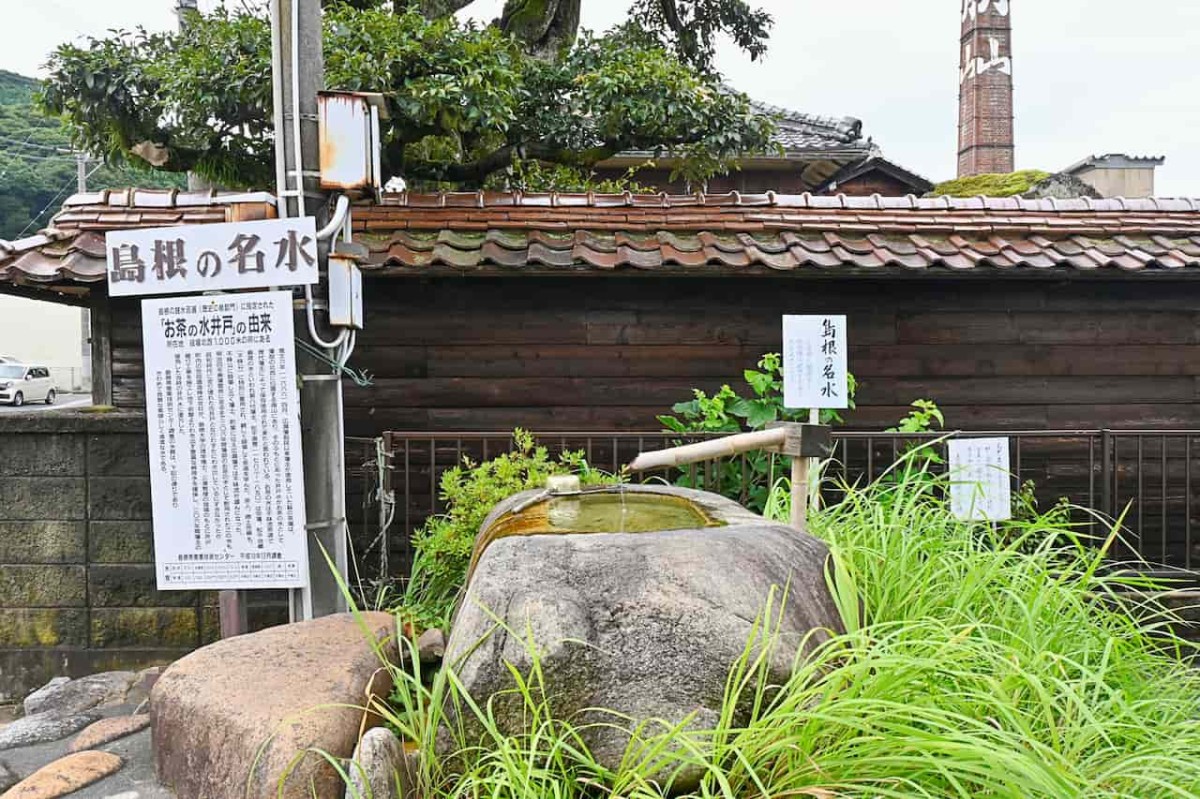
[0,70,182,240]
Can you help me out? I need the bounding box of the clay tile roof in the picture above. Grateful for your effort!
[351,192,1200,276]
[0,189,277,286]
[11,189,1200,288]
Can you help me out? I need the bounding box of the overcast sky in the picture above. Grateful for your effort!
[6,1,1199,195]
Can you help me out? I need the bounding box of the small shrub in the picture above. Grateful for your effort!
[397,430,611,630]
[657,352,856,512]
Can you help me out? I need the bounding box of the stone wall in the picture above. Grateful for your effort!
[0,412,219,701]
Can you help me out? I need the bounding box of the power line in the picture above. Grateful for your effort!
[0,150,78,164]
[0,134,70,153]
[0,131,42,179]
[15,163,102,239]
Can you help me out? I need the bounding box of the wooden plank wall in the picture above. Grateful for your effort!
[110,276,1200,436]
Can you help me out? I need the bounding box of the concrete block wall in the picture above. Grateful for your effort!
[0,412,220,701]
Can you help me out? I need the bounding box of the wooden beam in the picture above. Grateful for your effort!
[0,282,92,307]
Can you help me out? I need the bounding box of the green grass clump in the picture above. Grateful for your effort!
[358,458,1200,798]
[933,169,1052,198]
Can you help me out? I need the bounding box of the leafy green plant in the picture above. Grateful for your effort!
[397,430,611,631]
[885,398,944,434]
[657,353,856,512]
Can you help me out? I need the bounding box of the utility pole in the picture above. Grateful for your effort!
[76,152,88,193]
[77,150,91,396]
[271,0,350,621]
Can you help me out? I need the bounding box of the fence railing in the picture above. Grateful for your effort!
[361,430,1200,584]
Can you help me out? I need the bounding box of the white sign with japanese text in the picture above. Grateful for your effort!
[783,315,849,410]
[107,217,319,297]
[142,290,309,590]
[948,437,1013,522]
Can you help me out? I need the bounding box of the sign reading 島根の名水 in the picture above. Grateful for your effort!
[106,217,319,297]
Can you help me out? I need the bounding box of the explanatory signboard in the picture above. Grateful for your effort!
[142,290,308,590]
[948,437,1013,522]
[783,315,849,410]
[107,217,319,297]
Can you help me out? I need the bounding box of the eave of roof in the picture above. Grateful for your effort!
[8,189,1200,289]
[819,156,935,195]
[346,192,1200,276]
[1064,153,1167,174]
[0,189,277,289]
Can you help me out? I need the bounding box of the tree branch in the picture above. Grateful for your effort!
[659,0,684,33]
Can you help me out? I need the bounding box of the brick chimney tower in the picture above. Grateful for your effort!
[958,0,1015,176]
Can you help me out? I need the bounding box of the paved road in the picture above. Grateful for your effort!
[0,394,91,414]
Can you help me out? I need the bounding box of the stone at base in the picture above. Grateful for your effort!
[416,629,445,664]
[151,612,399,799]
[23,673,136,717]
[0,712,99,751]
[348,727,419,799]
[0,750,123,798]
[67,715,150,754]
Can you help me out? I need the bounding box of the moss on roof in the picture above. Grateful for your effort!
[932,170,1052,198]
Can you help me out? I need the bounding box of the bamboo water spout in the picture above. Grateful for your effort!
[627,423,832,535]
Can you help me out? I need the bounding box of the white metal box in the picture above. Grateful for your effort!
[318,91,386,193]
[328,254,364,329]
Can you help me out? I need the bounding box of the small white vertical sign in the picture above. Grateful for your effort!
[783,315,848,410]
[948,437,1013,521]
[142,290,309,590]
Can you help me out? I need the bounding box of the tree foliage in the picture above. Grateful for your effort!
[0,71,181,241]
[38,1,776,190]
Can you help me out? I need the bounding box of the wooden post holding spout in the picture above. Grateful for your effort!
[628,422,832,535]
[791,454,810,534]
[769,422,830,535]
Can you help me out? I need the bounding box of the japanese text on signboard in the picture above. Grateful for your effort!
[107,217,319,297]
[948,437,1013,522]
[142,290,308,590]
[783,315,849,410]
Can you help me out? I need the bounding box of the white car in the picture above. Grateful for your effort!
[0,364,56,406]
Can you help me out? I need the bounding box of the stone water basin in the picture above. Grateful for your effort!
[444,483,844,793]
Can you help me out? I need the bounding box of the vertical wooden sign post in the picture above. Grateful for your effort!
[627,424,831,535]
[783,315,849,524]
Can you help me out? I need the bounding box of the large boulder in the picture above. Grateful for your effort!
[151,612,399,799]
[441,486,843,792]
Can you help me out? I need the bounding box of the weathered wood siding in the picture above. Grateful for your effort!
[110,277,1200,435]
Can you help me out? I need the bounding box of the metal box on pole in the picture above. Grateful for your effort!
[317,91,387,193]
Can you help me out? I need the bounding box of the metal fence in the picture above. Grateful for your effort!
[358,430,1200,584]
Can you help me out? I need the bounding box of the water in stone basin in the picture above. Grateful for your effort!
[489,491,722,538]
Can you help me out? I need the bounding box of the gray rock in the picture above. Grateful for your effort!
[442,486,843,793]
[22,676,69,711]
[0,709,100,750]
[1022,172,1103,200]
[348,727,418,799]
[24,671,137,716]
[417,629,446,664]
[0,759,17,792]
[122,666,163,710]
